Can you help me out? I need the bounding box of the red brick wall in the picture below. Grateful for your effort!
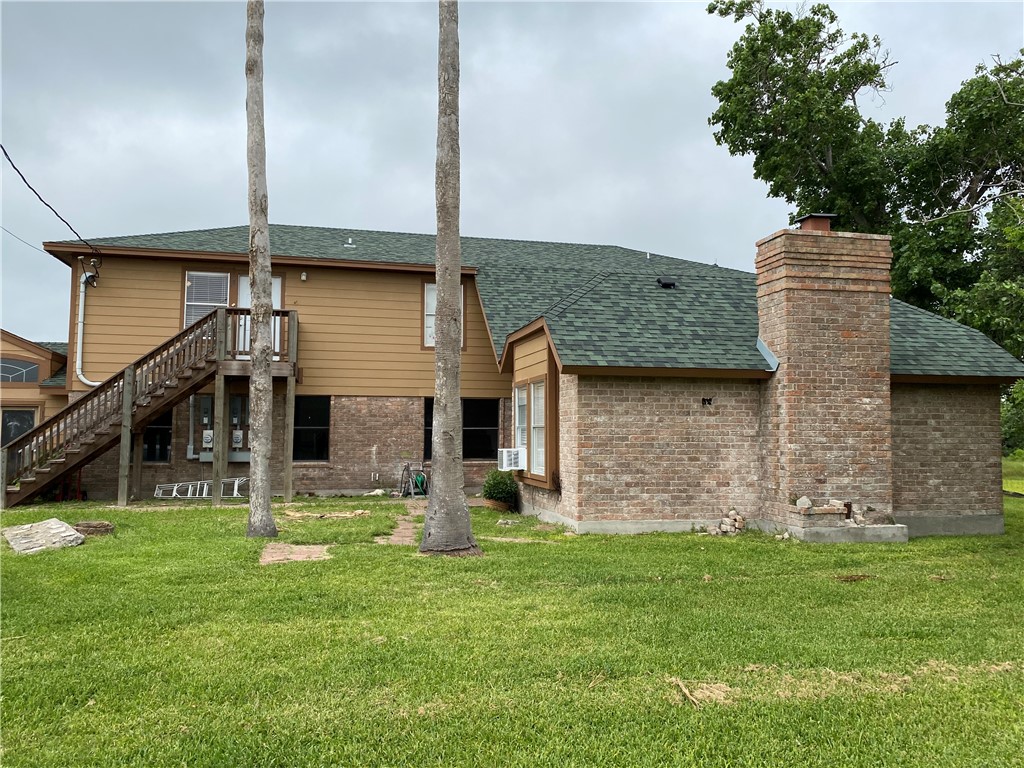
[756,228,894,525]
[571,376,762,523]
[892,383,1003,518]
[81,393,508,499]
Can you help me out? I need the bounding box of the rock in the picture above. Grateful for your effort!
[709,527,722,536]
[73,520,114,536]
[728,510,739,520]
[735,519,745,530]
[363,489,386,497]
[496,519,520,527]
[2,518,85,554]
[829,499,846,509]
[774,533,784,540]
[721,517,732,527]
[853,514,866,526]
[782,531,791,540]
[796,496,813,509]
[852,503,866,514]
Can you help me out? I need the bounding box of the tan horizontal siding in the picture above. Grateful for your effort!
[71,259,511,397]
[513,333,549,382]
[72,257,184,387]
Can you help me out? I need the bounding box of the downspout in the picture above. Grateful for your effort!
[76,271,102,386]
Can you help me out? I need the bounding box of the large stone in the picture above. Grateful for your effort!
[796,496,813,509]
[74,520,115,536]
[2,518,85,554]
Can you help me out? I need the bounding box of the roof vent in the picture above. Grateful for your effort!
[343,237,356,248]
[657,277,677,289]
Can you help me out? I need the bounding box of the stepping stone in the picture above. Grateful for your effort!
[259,542,332,565]
[2,518,85,554]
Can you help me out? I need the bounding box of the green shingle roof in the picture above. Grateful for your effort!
[54,225,1024,379]
[36,342,68,357]
[41,365,67,388]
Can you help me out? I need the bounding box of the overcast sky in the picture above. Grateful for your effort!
[2,0,1022,342]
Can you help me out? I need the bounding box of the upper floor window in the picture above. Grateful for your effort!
[0,359,39,383]
[184,271,229,327]
[423,283,464,347]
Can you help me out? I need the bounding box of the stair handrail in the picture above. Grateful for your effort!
[3,309,223,487]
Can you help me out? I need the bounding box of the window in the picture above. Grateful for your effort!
[142,411,172,462]
[423,283,464,347]
[294,396,330,461]
[423,398,500,460]
[530,381,545,475]
[512,382,548,479]
[184,271,230,327]
[514,386,527,453]
[0,359,39,383]
[2,408,35,444]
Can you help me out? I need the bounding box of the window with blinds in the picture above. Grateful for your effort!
[184,272,230,327]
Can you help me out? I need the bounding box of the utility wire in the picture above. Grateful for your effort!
[0,226,49,256]
[1,143,100,254]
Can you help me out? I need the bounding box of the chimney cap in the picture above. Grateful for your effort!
[794,213,838,232]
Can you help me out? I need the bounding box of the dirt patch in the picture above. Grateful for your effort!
[834,574,874,583]
[283,509,370,520]
[667,677,736,708]
[259,543,332,565]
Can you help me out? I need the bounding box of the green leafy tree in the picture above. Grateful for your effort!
[707,0,1024,314]
[708,1,1024,450]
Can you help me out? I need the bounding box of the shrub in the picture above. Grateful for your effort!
[482,470,518,509]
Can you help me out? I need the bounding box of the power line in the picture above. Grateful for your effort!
[0,226,49,256]
[0,143,100,254]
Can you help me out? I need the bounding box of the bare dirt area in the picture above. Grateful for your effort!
[259,543,332,565]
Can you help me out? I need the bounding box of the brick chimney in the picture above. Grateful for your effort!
[756,215,894,527]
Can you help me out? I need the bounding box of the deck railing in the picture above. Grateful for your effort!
[2,307,296,489]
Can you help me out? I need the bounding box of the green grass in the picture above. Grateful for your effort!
[1004,458,1024,494]
[2,494,1024,767]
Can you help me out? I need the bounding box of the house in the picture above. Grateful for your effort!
[0,330,69,444]
[2,215,1022,541]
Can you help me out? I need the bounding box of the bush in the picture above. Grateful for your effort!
[482,470,518,509]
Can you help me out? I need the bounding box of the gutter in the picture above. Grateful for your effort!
[75,271,101,386]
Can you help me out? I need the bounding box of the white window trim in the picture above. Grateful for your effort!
[530,380,545,475]
[424,282,465,348]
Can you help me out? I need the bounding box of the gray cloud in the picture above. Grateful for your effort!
[3,1,1021,341]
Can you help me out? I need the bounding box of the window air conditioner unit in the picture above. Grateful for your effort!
[498,448,526,472]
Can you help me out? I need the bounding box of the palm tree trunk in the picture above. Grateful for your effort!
[245,0,277,538]
[420,0,480,556]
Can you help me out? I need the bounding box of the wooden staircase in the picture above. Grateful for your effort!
[2,308,297,508]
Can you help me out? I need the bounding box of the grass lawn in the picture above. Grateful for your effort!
[2,492,1024,768]
[1004,458,1024,494]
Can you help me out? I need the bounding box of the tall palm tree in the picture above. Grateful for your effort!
[245,0,277,538]
[420,0,480,556]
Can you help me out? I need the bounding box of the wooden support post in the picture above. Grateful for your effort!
[283,310,299,503]
[212,373,227,505]
[215,307,228,361]
[131,430,144,501]
[283,375,296,502]
[117,367,136,507]
[0,447,8,510]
